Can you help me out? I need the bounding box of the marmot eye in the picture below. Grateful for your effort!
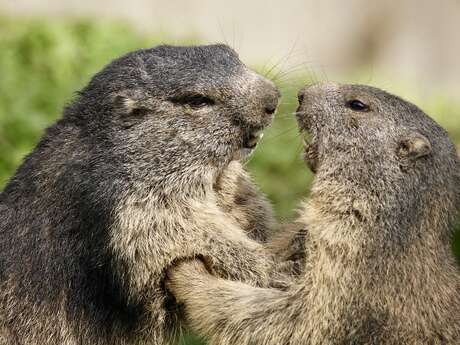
[347,99,370,112]
[171,94,215,109]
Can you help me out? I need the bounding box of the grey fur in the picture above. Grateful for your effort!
[168,83,460,345]
[0,44,281,345]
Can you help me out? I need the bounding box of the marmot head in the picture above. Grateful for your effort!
[65,44,279,192]
[296,83,460,247]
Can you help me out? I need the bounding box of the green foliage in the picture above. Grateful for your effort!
[0,17,459,345]
[178,334,206,345]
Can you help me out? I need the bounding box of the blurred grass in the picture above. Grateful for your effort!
[0,17,459,345]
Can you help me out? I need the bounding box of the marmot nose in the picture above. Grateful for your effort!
[297,89,305,104]
[262,86,281,117]
[265,105,277,115]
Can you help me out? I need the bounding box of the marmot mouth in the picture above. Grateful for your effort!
[301,131,319,173]
[233,128,264,160]
[243,129,264,149]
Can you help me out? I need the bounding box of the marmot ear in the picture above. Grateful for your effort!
[397,132,432,160]
[112,91,149,117]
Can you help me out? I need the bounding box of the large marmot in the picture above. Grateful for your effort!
[0,44,282,345]
[168,83,460,345]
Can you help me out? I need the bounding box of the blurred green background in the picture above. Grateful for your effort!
[0,18,459,345]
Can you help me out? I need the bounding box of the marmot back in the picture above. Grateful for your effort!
[0,44,281,345]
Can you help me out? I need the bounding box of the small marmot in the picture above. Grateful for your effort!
[0,44,281,345]
[168,83,460,345]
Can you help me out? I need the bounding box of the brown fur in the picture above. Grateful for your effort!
[168,83,460,345]
[0,44,284,345]
[214,160,276,242]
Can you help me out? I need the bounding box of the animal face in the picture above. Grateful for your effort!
[72,44,279,181]
[295,83,460,178]
[295,83,460,237]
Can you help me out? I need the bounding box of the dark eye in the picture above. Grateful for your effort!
[347,99,370,112]
[170,94,215,109]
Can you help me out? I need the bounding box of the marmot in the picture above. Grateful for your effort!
[0,44,282,345]
[168,83,460,345]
